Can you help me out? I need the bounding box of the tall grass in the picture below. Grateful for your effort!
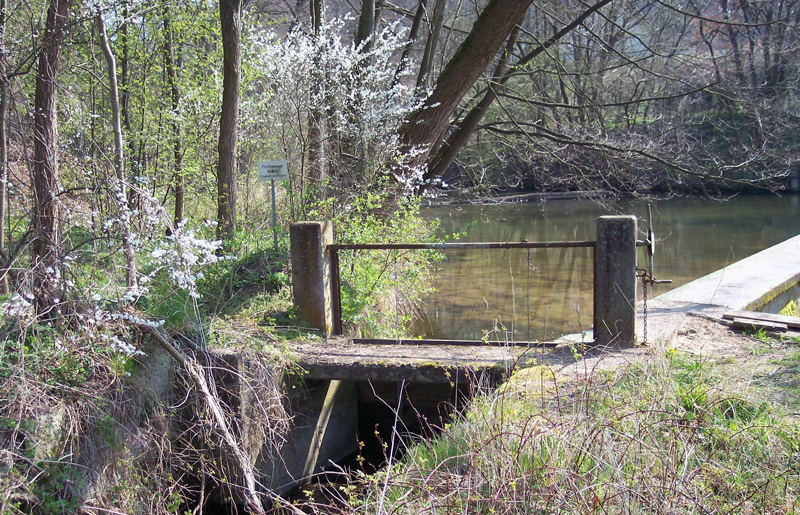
[353,350,800,514]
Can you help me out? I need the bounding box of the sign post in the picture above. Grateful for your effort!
[257,160,289,250]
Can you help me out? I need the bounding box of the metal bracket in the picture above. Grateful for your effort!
[642,204,672,287]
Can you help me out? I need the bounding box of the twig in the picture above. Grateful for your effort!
[132,320,305,515]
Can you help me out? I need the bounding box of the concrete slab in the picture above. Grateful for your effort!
[637,234,800,345]
[655,234,800,312]
[291,338,523,383]
[636,299,726,346]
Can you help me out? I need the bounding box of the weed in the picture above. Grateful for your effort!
[348,349,800,514]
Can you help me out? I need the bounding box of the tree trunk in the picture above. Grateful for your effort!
[761,5,773,95]
[311,0,323,35]
[415,0,446,90]
[32,0,70,314]
[394,0,427,83]
[427,22,522,181]
[0,0,8,294]
[402,0,533,178]
[721,0,746,87]
[416,0,613,187]
[97,11,137,290]
[355,0,375,50]
[163,3,184,228]
[217,0,242,241]
[120,0,138,181]
[307,0,326,191]
[374,0,382,33]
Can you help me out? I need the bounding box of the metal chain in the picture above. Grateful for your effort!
[642,274,648,345]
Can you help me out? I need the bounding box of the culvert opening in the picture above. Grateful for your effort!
[281,376,495,512]
[199,373,500,513]
[352,379,475,471]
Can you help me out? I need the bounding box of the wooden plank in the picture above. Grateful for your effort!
[722,309,800,329]
[730,317,788,332]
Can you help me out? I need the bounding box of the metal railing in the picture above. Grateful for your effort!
[290,217,641,346]
[328,240,604,338]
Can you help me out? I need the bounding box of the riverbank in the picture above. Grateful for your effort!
[428,187,800,207]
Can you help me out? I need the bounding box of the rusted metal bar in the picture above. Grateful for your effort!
[329,236,639,342]
[351,338,559,348]
[330,247,343,335]
[330,240,596,251]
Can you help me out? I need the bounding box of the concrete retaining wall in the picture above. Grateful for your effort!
[210,350,359,499]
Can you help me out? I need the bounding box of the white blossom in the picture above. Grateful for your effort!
[1,293,33,317]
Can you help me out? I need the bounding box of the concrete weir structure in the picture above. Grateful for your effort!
[207,225,799,504]
[290,221,335,336]
[291,217,640,347]
[594,215,637,346]
[642,234,800,344]
[211,216,639,500]
[208,347,506,504]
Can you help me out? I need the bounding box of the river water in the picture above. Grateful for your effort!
[410,194,800,342]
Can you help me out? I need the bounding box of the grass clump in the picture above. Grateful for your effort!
[356,350,799,514]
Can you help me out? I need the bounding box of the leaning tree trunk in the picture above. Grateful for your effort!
[427,21,522,181]
[32,0,71,314]
[418,0,613,188]
[401,0,532,178]
[217,0,242,241]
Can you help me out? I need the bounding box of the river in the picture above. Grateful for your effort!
[409,194,800,342]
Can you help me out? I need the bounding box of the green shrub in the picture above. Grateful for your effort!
[311,188,441,338]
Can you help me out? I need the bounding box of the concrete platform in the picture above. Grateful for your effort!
[655,234,800,312]
[291,338,524,383]
[640,234,800,345]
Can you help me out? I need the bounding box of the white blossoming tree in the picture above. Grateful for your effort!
[242,16,425,216]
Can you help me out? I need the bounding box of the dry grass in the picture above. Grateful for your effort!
[0,311,296,514]
[334,331,800,514]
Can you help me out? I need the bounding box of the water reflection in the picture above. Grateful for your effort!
[412,195,800,341]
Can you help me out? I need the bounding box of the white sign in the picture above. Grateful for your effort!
[257,160,289,181]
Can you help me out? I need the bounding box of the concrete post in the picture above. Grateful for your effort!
[594,216,637,347]
[290,221,334,337]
